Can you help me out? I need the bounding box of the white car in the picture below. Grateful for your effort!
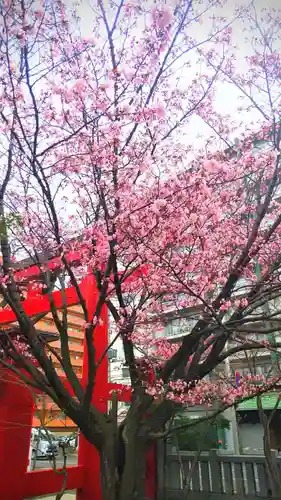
[58,434,78,450]
[29,429,59,466]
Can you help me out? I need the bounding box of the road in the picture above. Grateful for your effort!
[34,452,78,470]
[32,494,75,499]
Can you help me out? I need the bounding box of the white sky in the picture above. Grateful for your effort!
[75,0,281,151]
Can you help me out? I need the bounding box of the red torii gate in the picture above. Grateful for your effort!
[0,257,156,499]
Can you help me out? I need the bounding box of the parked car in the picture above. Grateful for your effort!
[31,439,58,460]
[30,429,59,460]
[57,433,78,450]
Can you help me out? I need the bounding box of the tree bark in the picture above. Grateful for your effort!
[100,437,118,500]
[118,438,147,500]
[99,430,148,500]
[257,395,281,497]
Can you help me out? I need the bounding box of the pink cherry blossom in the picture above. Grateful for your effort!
[0,0,281,453]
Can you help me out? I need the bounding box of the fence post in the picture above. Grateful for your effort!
[0,368,34,500]
[209,449,222,493]
[156,439,166,500]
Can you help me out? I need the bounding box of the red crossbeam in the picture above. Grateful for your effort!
[13,250,148,283]
[24,466,85,498]
[14,250,82,280]
[0,286,82,325]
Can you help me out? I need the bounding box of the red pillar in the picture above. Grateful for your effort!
[0,367,34,499]
[77,274,108,500]
[146,445,157,500]
[77,274,157,500]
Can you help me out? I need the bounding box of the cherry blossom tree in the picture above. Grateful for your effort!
[1,1,281,499]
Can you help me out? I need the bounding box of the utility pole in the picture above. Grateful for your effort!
[224,342,240,454]
[255,262,277,373]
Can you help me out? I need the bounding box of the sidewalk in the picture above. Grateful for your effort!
[34,494,75,499]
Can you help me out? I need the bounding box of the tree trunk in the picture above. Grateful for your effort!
[100,436,118,500]
[99,432,148,500]
[263,431,281,497]
[118,437,147,500]
[258,396,281,497]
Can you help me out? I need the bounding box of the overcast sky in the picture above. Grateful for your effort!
[75,0,281,153]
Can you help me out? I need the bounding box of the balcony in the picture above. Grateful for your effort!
[162,315,200,340]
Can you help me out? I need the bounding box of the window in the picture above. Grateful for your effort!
[257,364,272,376]
[108,348,117,360]
[248,333,268,342]
[164,316,198,337]
[239,367,251,377]
[69,337,83,345]
[122,367,130,379]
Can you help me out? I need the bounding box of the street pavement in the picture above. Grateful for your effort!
[32,495,75,499]
[34,452,78,470]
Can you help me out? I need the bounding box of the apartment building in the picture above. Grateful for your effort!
[33,307,130,429]
[32,305,85,429]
